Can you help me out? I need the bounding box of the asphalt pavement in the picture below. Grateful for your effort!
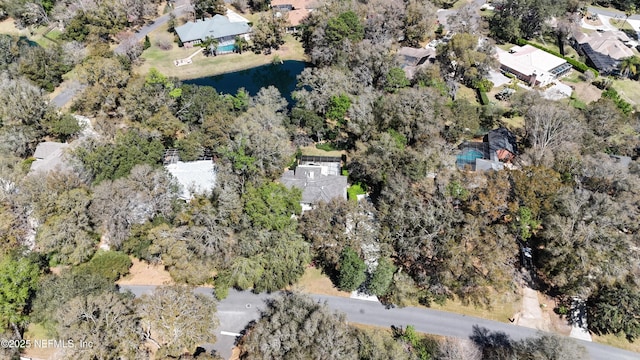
[588,6,640,20]
[119,285,640,360]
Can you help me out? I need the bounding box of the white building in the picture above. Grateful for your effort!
[497,45,572,87]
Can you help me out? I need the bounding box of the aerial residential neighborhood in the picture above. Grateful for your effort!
[0,0,639,359]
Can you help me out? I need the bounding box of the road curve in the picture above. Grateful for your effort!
[119,285,639,360]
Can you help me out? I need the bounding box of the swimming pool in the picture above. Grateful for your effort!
[217,44,235,53]
[456,149,484,169]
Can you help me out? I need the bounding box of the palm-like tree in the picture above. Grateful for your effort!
[234,36,248,54]
[619,56,640,79]
[201,36,218,56]
[622,5,637,30]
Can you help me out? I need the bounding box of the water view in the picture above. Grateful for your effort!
[182,60,308,103]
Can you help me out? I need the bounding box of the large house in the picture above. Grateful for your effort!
[573,30,634,74]
[271,0,317,32]
[497,45,572,87]
[456,128,518,171]
[280,155,348,211]
[398,47,436,79]
[175,13,251,51]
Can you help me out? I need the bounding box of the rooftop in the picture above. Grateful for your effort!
[175,15,251,43]
[30,142,73,174]
[499,45,567,73]
[574,30,634,72]
[165,160,217,200]
[280,165,348,205]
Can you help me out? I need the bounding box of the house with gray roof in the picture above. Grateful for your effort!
[175,14,251,50]
[280,162,348,211]
[30,142,73,174]
[573,30,634,74]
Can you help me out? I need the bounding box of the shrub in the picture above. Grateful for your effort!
[155,37,173,51]
[143,35,151,50]
[602,88,633,115]
[477,89,490,105]
[315,142,337,151]
[347,183,367,202]
[80,251,132,282]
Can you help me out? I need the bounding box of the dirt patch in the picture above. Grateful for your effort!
[570,81,602,104]
[116,257,174,286]
[0,18,24,35]
[539,292,572,336]
[584,16,603,26]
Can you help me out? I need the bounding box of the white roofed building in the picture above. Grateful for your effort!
[165,160,217,200]
[497,45,572,87]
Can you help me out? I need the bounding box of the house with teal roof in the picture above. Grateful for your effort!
[175,14,251,52]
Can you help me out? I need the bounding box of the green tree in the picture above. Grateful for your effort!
[243,183,302,231]
[144,35,151,50]
[31,271,113,334]
[326,93,351,121]
[251,12,286,53]
[385,67,410,93]
[368,257,397,296]
[42,113,82,142]
[75,130,164,184]
[338,247,366,291]
[234,35,249,54]
[588,278,640,340]
[79,251,132,282]
[325,11,364,45]
[0,253,41,338]
[619,56,640,79]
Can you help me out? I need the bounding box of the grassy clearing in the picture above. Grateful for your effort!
[593,333,640,353]
[527,37,581,59]
[137,19,306,79]
[612,78,640,106]
[456,84,480,104]
[502,115,525,129]
[429,294,520,323]
[22,323,59,359]
[609,18,635,31]
[291,266,352,298]
[299,144,345,157]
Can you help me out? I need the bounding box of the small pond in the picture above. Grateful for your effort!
[182,60,308,104]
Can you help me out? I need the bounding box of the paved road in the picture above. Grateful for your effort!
[120,285,639,360]
[50,1,191,108]
[588,6,640,20]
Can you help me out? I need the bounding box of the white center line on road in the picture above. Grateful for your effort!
[220,331,242,337]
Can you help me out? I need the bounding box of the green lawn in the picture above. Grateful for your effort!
[612,78,640,106]
[456,84,480,105]
[609,18,635,31]
[138,19,306,79]
[593,333,640,353]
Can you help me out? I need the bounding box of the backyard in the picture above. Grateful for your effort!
[137,21,306,80]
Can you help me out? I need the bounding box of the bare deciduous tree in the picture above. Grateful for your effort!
[438,337,482,360]
[138,286,218,358]
[524,100,583,165]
